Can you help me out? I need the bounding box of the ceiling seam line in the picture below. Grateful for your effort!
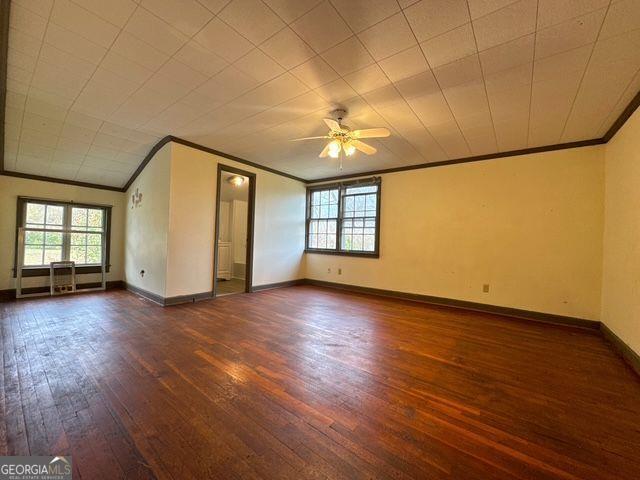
[557,1,613,142]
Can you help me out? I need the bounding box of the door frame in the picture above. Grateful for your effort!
[213,164,256,297]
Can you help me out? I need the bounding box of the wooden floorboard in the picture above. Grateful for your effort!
[1,285,639,479]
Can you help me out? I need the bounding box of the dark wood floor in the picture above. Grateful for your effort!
[1,286,639,479]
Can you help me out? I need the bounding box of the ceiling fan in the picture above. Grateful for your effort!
[291,109,390,160]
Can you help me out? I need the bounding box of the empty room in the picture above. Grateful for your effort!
[1,0,640,478]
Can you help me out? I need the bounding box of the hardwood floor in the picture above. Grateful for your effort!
[1,286,639,479]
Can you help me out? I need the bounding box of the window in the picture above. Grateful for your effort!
[15,198,111,276]
[306,178,380,257]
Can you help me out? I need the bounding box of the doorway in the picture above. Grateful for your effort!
[213,165,255,297]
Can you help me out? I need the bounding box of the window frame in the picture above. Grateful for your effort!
[305,177,381,258]
[13,197,112,278]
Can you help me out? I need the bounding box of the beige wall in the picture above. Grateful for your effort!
[0,175,125,290]
[306,146,605,320]
[165,143,306,297]
[124,143,172,297]
[601,108,640,354]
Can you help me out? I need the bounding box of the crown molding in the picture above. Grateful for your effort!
[0,170,124,192]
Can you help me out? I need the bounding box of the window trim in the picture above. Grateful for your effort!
[305,177,381,258]
[13,197,112,277]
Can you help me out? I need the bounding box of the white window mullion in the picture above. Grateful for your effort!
[62,205,71,262]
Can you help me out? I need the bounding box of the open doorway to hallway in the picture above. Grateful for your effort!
[213,165,255,297]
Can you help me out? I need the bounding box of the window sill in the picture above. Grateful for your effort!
[13,265,111,278]
[304,249,379,258]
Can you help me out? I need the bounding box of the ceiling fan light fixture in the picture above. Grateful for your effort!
[343,142,356,156]
[227,175,246,187]
[328,140,341,158]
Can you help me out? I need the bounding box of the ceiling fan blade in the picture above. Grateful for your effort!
[324,118,342,132]
[352,127,390,139]
[319,143,331,158]
[352,140,377,155]
[289,136,331,141]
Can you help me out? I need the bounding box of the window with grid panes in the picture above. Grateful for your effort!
[306,178,380,256]
[17,198,110,270]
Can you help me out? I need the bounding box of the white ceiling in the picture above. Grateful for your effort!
[4,0,640,187]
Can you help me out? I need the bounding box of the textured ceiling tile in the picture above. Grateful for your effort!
[478,33,534,75]
[12,0,54,18]
[291,56,340,89]
[90,67,144,97]
[10,3,48,40]
[198,66,260,102]
[262,0,323,23]
[93,132,127,150]
[537,0,609,28]
[219,0,285,45]
[65,111,103,131]
[235,49,286,83]
[588,29,640,68]
[358,13,416,61]
[528,70,583,146]
[156,58,209,89]
[484,63,532,96]
[100,51,154,85]
[144,102,204,132]
[421,23,477,68]
[4,0,640,183]
[378,45,428,83]
[408,93,455,127]
[597,70,640,136]
[487,82,531,120]
[533,44,592,83]
[8,27,42,58]
[124,8,189,56]
[433,54,483,90]
[404,0,470,42]
[110,32,170,72]
[20,128,59,148]
[72,0,137,27]
[563,49,640,141]
[344,64,391,95]
[362,84,407,111]
[599,0,640,40]
[535,8,606,60]
[472,0,537,51]
[321,36,374,76]
[197,0,233,14]
[291,2,352,52]
[313,78,358,103]
[443,81,491,116]
[394,69,440,100]
[331,0,400,32]
[467,0,520,20]
[50,0,120,48]
[141,0,213,36]
[44,23,107,65]
[8,49,37,74]
[194,18,254,62]
[174,41,229,77]
[38,44,96,80]
[260,27,315,69]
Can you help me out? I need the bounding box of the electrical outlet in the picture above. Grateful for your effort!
[338,268,342,275]
[327,268,331,274]
[483,284,489,293]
